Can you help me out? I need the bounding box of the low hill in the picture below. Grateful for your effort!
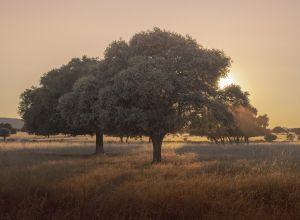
[0,117,24,129]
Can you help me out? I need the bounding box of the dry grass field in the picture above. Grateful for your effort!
[1,134,300,219]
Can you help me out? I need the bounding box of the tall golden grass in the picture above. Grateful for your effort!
[1,138,300,219]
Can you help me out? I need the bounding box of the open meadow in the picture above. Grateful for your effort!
[2,1,300,219]
[1,134,300,219]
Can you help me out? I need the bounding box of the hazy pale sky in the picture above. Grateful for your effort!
[1,0,299,127]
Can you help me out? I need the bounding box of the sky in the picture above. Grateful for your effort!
[0,0,299,127]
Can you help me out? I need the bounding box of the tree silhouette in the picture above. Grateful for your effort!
[104,28,231,162]
[272,126,287,134]
[19,56,99,137]
[190,85,268,144]
[0,128,10,141]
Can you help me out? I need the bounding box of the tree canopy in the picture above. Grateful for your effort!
[0,123,16,141]
[0,128,10,141]
[190,84,268,144]
[0,123,16,134]
[19,56,99,136]
[98,28,232,162]
[272,126,287,134]
[59,74,111,153]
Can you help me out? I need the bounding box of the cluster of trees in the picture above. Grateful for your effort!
[271,126,300,141]
[19,28,270,162]
[0,123,16,141]
[272,126,300,135]
[272,126,288,134]
[189,85,269,144]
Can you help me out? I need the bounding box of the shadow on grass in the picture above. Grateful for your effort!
[175,143,300,162]
[0,143,145,168]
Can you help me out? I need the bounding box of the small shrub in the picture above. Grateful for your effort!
[264,133,277,142]
[287,133,295,142]
[0,128,10,141]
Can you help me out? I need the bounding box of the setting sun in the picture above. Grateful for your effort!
[219,75,236,89]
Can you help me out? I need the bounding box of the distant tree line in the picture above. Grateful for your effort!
[270,126,300,141]
[19,28,271,162]
[272,126,300,135]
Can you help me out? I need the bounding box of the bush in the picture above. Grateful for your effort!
[287,133,295,142]
[264,133,277,142]
[0,128,10,141]
[295,129,300,135]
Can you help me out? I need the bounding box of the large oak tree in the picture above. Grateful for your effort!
[104,28,231,162]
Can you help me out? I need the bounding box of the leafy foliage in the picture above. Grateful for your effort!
[264,133,277,142]
[0,128,10,141]
[103,28,231,162]
[0,123,18,141]
[0,123,16,134]
[190,85,268,144]
[287,133,296,142]
[19,56,99,136]
[272,126,287,134]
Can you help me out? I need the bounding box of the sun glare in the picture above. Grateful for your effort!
[219,75,236,89]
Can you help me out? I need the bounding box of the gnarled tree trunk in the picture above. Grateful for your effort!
[95,130,104,154]
[150,132,165,163]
